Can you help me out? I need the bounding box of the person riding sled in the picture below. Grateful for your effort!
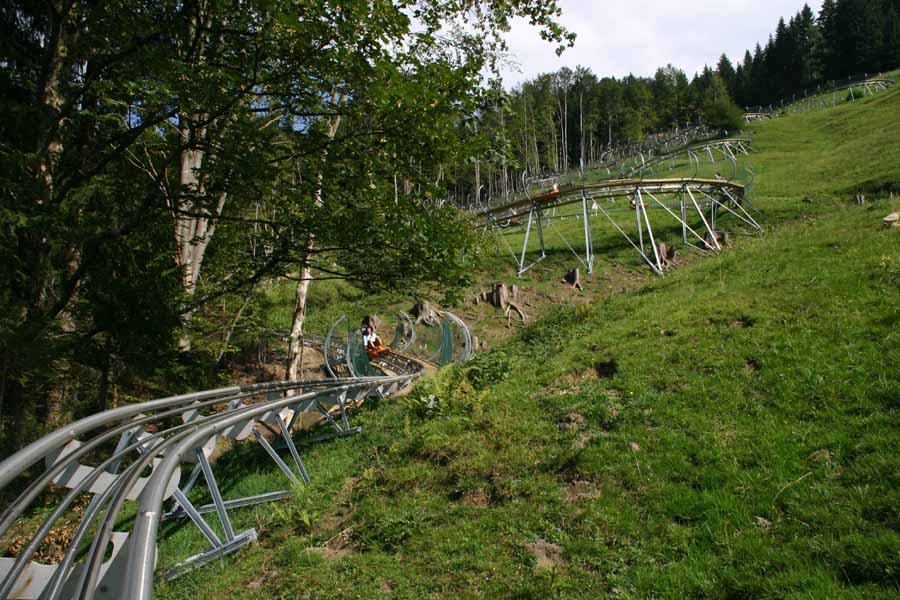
[363,324,391,358]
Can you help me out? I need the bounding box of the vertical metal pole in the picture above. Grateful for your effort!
[686,187,720,250]
[680,191,688,244]
[337,393,351,431]
[518,209,534,276]
[197,449,235,541]
[253,429,300,486]
[536,207,546,258]
[635,194,644,253]
[581,192,594,274]
[172,489,222,548]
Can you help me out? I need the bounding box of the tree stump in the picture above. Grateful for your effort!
[665,244,678,263]
[704,230,730,249]
[410,302,439,325]
[361,315,382,331]
[562,268,583,291]
[490,282,510,310]
[657,242,668,268]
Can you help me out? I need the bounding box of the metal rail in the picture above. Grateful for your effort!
[744,76,895,119]
[482,177,759,277]
[0,309,472,599]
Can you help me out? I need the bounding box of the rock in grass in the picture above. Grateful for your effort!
[883,212,899,228]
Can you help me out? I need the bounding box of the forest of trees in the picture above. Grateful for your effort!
[446,0,900,207]
[0,0,573,452]
[729,0,900,108]
[445,64,742,207]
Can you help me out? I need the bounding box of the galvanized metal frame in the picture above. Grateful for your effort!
[0,372,420,599]
[484,177,755,278]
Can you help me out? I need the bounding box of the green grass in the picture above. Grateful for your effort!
[158,81,900,598]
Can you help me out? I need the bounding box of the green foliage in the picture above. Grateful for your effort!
[403,366,481,420]
[404,348,515,419]
[0,0,574,450]
[465,348,513,390]
[158,79,900,600]
[733,0,900,108]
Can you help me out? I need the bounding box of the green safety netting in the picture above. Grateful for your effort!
[438,319,453,366]
[348,330,378,376]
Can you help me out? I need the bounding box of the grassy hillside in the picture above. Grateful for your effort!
[158,80,900,599]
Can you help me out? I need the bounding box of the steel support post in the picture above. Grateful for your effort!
[172,488,222,548]
[680,191,688,244]
[634,194,644,253]
[686,186,720,250]
[276,413,310,484]
[637,188,663,273]
[163,529,257,581]
[163,490,294,521]
[303,400,362,443]
[581,192,594,274]
[536,207,546,259]
[253,428,300,486]
[518,209,534,276]
[196,449,235,541]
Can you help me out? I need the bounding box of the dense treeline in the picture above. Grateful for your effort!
[449,65,743,207]
[729,0,900,108]
[448,1,900,207]
[0,0,572,452]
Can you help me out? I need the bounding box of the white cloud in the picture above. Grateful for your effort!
[499,0,823,87]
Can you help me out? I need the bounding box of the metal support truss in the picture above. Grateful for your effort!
[581,192,595,274]
[484,178,756,277]
[0,304,462,600]
[516,205,547,277]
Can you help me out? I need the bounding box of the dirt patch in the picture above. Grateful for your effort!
[566,480,601,502]
[308,526,355,560]
[745,358,761,372]
[558,412,585,432]
[525,539,565,570]
[306,544,352,561]
[601,388,624,401]
[461,488,490,508]
[574,432,596,450]
[315,477,358,532]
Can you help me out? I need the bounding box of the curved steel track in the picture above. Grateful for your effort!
[0,314,472,599]
[482,176,759,276]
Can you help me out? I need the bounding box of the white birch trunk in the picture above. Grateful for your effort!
[286,100,343,381]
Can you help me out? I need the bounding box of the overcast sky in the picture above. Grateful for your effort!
[498,0,823,87]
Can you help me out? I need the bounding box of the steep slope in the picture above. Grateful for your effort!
[158,81,900,600]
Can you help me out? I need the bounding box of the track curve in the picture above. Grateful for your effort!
[0,313,472,599]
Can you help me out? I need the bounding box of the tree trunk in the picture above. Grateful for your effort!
[474,159,480,209]
[286,95,344,381]
[173,116,228,350]
[287,257,313,382]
